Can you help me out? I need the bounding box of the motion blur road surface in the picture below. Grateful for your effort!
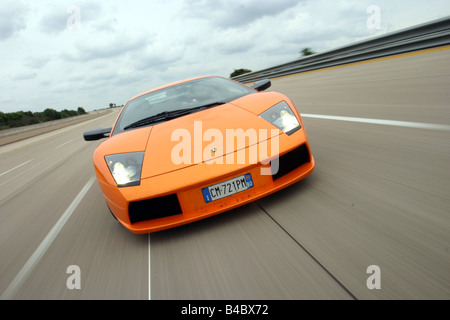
[1,47,449,300]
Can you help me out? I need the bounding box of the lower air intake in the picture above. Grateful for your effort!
[271,144,310,181]
[129,194,182,224]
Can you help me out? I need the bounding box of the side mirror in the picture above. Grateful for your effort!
[251,79,271,92]
[83,128,112,141]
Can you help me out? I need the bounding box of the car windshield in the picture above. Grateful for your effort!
[112,76,256,135]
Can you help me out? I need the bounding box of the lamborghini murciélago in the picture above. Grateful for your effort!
[83,76,314,234]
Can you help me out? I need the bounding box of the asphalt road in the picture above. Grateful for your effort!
[1,47,449,300]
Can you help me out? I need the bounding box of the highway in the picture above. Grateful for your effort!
[1,47,449,300]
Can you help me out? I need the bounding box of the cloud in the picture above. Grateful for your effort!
[61,33,149,62]
[133,44,185,72]
[13,72,37,81]
[183,0,302,29]
[40,2,101,35]
[40,8,68,34]
[24,55,53,69]
[0,2,28,41]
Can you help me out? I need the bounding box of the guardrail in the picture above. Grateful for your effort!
[231,16,450,83]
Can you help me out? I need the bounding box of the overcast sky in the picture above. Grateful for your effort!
[1,0,449,113]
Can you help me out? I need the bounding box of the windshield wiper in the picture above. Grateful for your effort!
[123,102,226,130]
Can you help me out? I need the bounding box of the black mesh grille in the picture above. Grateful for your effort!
[129,194,182,224]
[271,144,310,181]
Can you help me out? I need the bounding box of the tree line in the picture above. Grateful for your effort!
[0,107,87,131]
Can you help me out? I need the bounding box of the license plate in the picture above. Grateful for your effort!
[202,173,254,203]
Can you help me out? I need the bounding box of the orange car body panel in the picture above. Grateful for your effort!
[92,76,315,234]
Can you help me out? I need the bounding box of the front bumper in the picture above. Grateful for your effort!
[96,129,315,234]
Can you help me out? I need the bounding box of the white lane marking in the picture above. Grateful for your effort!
[0,153,62,188]
[0,177,96,300]
[0,159,33,177]
[148,234,151,300]
[56,139,74,149]
[301,113,450,131]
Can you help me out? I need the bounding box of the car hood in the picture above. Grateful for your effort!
[139,100,283,179]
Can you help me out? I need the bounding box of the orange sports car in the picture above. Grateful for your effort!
[83,76,314,234]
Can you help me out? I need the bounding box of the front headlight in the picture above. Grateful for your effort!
[259,101,301,135]
[105,152,145,187]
